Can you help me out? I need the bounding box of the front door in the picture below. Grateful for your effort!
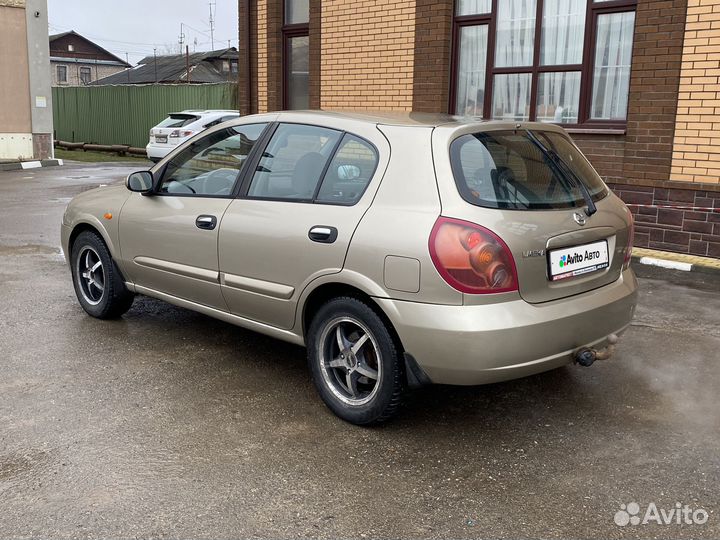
[218,122,386,329]
[118,122,268,309]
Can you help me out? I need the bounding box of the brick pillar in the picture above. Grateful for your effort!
[412,0,453,112]
[670,0,720,184]
[622,0,688,183]
[238,0,252,115]
[309,0,321,109]
[266,0,283,111]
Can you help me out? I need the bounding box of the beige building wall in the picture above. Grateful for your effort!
[320,0,415,111]
[671,0,720,184]
[0,4,32,135]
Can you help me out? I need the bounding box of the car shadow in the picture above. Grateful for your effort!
[110,295,653,436]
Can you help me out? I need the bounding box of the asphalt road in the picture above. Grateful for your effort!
[0,162,718,539]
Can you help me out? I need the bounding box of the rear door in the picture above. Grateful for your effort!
[218,121,387,329]
[433,126,632,304]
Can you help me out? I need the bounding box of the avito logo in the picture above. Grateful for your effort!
[558,250,602,268]
[614,502,709,527]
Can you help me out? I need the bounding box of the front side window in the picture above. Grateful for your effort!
[159,123,267,196]
[57,65,67,83]
[283,0,309,109]
[450,130,608,210]
[452,0,637,127]
[79,67,92,85]
[247,123,342,200]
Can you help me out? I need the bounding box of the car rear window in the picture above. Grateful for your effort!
[157,114,199,128]
[450,130,608,210]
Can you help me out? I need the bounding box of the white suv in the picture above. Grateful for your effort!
[146,110,240,162]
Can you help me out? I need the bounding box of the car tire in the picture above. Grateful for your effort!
[307,297,405,425]
[70,230,134,319]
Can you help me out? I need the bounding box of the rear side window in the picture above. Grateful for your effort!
[247,123,342,200]
[157,114,199,128]
[450,130,608,210]
[315,135,378,205]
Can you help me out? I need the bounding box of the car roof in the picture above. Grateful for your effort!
[274,110,467,127]
[241,110,568,135]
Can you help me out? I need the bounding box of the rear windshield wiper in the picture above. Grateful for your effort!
[526,130,597,216]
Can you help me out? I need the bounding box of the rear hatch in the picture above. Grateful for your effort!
[150,113,200,146]
[441,128,631,304]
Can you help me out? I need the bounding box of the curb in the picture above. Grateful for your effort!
[631,253,720,277]
[0,159,63,172]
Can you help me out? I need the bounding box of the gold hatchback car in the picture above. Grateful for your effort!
[62,111,638,424]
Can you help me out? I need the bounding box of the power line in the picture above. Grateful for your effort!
[47,22,162,48]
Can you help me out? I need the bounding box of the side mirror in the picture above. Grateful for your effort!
[126,171,154,194]
[337,164,361,181]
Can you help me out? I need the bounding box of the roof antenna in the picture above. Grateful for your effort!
[209,2,216,50]
[178,22,185,51]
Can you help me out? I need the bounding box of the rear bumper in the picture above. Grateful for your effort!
[145,143,174,160]
[375,268,638,385]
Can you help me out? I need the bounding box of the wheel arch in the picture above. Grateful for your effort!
[68,219,116,257]
[300,280,405,355]
[67,220,131,285]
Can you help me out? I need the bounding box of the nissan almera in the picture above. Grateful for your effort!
[62,111,638,425]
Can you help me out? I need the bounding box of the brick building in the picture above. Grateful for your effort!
[238,0,720,257]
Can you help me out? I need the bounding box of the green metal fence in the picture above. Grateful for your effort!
[52,83,239,149]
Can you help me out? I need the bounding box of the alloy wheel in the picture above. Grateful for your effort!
[76,246,105,306]
[318,317,382,406]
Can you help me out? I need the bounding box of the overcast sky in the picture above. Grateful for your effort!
[47,0,240,64]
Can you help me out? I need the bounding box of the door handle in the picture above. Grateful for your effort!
[196,215,217,230]
[308,226,338,244]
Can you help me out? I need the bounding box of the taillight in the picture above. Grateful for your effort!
[429,217,518,294]
[623,212,634,270]
[169,129,195,138]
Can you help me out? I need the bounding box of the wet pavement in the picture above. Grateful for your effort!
[0,162,718,539]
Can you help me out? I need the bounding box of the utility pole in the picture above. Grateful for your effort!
[153,48,158,83]
[209,2,216,50]
[126,52,130,83]
[186,45,191,84]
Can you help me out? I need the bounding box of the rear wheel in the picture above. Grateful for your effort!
[70,231,134,319]
[307,297,404,425]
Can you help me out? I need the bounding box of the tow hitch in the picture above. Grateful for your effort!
[574,334,619,367]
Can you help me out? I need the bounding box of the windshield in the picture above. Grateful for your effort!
[156,114,199,128]
[450,130,608,210]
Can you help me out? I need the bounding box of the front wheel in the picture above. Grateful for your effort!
[70,230,134,319]
[307,297,405,425]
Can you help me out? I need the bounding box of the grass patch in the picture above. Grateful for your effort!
[55,148,149,163]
